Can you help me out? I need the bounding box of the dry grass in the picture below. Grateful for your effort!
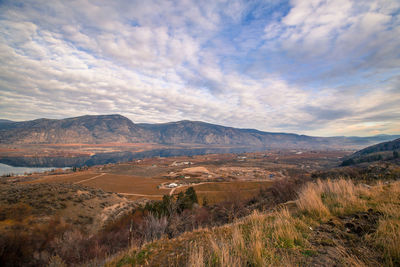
[297,178,400,266]
[296,182,330,219]
[108,178,400,266]
[372,218,400,266]
[366,182,400,266]
[185,208,310,267]
[297,178,367,219]
[188,243,205,267]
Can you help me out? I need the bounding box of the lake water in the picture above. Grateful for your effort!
[0,163,59,176]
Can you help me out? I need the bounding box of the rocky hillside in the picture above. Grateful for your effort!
[138,120,319,147]
[0,115,154,144]
[0,115,399,148]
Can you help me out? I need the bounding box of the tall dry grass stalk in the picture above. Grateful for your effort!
[209,238,243,267]
[373,218,400,266]
[231,224,246,264]
[367,181,400,266]
[188,243,205,267]
[248,212,264,266]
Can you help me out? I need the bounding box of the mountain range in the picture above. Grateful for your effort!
[0,114,399,149]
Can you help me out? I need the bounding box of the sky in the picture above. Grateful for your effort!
[0,0,399,137]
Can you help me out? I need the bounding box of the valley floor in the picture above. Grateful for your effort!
[16,149,347,204]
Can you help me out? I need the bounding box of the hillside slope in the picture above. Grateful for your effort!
[108,179,400,266]
[353,138,400,157]
[342,138,400,165]
[0,181,136,266]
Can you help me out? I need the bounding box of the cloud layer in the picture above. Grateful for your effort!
[0,0,399,136]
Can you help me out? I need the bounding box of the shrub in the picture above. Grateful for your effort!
[0,215,70,266]
[141,213,168,242]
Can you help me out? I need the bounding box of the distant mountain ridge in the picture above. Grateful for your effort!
[0,114,399,149]
[137,120,315,146]
[0,115,154,144]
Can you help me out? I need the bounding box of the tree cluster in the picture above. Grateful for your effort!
[143,187,198,217]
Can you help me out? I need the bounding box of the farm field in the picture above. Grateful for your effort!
[175,181,273,204]
[25,172,105,184]
[82,174,170,196]
[16,149,349,204]
[26,172,170,200]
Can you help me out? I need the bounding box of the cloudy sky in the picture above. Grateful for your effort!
[0,0,399,136]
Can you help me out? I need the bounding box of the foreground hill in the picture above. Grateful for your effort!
[342,138,400,165]
[0,114,399,149]
[0,181,136,266]
[108,179,400,266]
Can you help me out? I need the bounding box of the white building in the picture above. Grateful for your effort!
[167,183,178,188]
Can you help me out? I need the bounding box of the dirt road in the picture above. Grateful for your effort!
[74,173,106,184]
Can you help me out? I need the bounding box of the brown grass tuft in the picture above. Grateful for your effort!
[188,243,205,267]
[296,181,330,219]
[297,178,369,219]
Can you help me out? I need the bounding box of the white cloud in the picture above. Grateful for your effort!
[0,0,399,136]
[264,0,400,64]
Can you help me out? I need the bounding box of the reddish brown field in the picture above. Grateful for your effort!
[26,172,102,184]
[175,181,273,205]
[16,149,349,204]
[26,171,171,200]
[82,174,170,195]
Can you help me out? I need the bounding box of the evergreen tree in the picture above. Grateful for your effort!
[185,187,198,204]
[176,192,186,212]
